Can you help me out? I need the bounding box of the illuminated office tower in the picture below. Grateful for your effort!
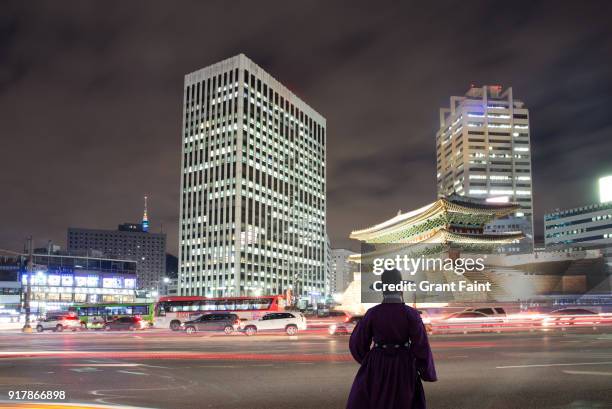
[436,85,534,241]
[329,248,356,294]
[179,54,327,297]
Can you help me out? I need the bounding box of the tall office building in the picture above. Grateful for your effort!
[436,85,534,240]
[179,54,327,298]
[329,248,355,295]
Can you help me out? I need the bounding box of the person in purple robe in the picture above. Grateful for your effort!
[346,269,437,409]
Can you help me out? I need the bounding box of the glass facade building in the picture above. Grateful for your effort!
[436,85,534,241]
[179,54,326,297]
[21,253,137,314]
[545,202,612,272]
[545,202,612,248]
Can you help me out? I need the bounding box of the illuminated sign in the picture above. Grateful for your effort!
[103,277,120,288]
[124,278,136,289]
[61,275,74,287]
[34,272,47,285]
[75,276,87,287]
[87,276,99,287]
[599,175,612,203]
[48,274,61,286]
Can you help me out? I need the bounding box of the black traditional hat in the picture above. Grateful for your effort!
[381,268,403,295]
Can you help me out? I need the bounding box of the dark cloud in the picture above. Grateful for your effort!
[1,1,612,253]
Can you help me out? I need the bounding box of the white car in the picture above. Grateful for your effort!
[463,306,507,319]
[241,312,307,336]
[434,311,504,333]
[36,314,81,332]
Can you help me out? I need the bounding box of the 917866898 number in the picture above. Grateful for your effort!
[8,390,66,400]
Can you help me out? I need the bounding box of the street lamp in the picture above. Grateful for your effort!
[157,277,171,296]
[21,238,34,332]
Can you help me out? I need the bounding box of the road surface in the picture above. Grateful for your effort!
[0,328,611,408]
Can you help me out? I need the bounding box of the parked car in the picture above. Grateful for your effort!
[81,317,107,330]
[181,313,240,335]
[320,310,350,320]
[329,310,430,336]
[103,316,147,331]
[463,306,507,318]
[307,310,351,330]
[328,315,363,335]
[434,311,504,333]
[241,312,307,336]
[316,308,330,317]
[36,314,81,332]
[542,308,599,326]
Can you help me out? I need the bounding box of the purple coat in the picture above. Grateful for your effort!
[346,302,437,409]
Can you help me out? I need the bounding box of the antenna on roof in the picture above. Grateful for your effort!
[142,195,149,232]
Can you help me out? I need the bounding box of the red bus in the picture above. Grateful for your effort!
[154,295,286,330]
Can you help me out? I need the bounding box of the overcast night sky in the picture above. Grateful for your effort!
[1,1,612,255]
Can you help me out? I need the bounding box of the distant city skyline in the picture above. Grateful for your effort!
[2,2,612,255]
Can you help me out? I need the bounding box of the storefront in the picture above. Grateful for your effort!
[21,253,137,315]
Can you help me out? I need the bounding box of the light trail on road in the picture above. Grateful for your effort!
[1,328,611,408]
[0,350,353,362]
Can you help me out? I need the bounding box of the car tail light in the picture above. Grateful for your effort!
[234,319,240,325]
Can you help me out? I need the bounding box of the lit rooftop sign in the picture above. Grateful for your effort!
[599,175,612,203]
[486,196,509,204]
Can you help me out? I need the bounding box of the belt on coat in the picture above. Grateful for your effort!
[373,341,410,349]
